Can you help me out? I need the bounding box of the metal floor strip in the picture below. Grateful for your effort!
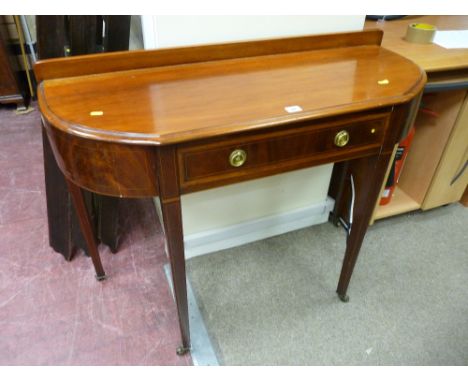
[164,264,220,366]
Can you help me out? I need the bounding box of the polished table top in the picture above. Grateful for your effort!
[37,31,424,145]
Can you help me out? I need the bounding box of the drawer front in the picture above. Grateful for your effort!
[178,113,390,193]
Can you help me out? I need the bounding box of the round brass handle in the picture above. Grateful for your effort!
[229,149,247,167]
[334,130,350,147]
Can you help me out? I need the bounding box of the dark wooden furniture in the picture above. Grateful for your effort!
[35,30,425,355]
[0,17,27,110]
[36,16,131,261]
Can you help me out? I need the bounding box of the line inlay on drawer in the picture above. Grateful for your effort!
[177,112,390,192]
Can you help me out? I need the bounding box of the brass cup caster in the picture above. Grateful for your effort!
[176,346,190,356]
[338,293,349,303]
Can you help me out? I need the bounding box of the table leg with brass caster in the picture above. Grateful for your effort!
[176,346,191,356]
[157,147,191,356]
[335,152,393,302]
[337,293,350,303]
[65,178,107,281]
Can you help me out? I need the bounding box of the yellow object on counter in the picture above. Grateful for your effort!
[405,23,437,44]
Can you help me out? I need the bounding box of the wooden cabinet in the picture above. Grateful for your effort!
[422,95,468,209]
[0,17,27,110]
[366,16,468,222]
[372,90,468,221]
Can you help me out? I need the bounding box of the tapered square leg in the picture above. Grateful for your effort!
[156,147,191,354]
[66,179,106,281]
[335,152,393,301]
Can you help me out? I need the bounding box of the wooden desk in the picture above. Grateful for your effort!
[365,16,468,221]
[367,16,468,72]
[35,30,425,354]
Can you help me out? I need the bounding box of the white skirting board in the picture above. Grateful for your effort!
[154,197,335,260]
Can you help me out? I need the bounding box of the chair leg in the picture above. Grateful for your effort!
[65,179,107,281]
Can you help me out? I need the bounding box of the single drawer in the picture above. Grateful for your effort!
[177,113,390,193]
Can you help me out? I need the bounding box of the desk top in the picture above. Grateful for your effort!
[36,30,425,146]
[365,16,468,73]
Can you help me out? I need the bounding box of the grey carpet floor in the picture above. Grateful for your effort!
[186,203,468,365]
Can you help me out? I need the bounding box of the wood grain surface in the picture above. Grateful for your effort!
[365,16,468,73]
[34,29,383,82]
[177,111,390,193]
[36,31,425,145]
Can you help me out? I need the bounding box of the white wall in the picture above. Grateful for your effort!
[181,164,334,234]
[142,15,364,49]
[143,16,365,253]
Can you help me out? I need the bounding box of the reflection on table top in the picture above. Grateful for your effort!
[38,44,424,145]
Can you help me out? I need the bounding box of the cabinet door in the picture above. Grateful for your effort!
[422,93,468,210]
[0,36,20,97]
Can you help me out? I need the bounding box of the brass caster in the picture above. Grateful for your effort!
[338,293,349,303]
[95,274,107,281]
[176,346,190,356]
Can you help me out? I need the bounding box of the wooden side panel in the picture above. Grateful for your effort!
[369,92,423,222]
[44,125,159,198]
[0,33,19,95]
[34,29,383,82]
[0,16,26,106]
[104,16,131,52]
[397,90,467,204]
[36,16,67,58]
[422,94,468,209]
[69,16,100,54]
[37,15,83,260]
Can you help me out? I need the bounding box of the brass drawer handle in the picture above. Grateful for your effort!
[229,149,247,167]
[334,130,350,147]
